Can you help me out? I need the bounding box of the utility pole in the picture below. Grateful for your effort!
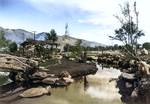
[32,31,37,40]
[32,31,37,57]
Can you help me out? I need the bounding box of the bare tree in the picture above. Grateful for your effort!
[109,1,144,60]
[60,23,70,53]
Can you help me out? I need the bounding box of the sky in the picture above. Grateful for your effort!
[0,0,150,45]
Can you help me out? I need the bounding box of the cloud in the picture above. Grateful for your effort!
[78,19,85,23]
[5,0,150,45]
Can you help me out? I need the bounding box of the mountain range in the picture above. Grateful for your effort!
[0,26,106,48]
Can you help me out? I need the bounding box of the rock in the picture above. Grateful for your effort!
[87,56,98,61]
[139,61,150,75]
[60,71,70,77]
[127,68,133,72]
[75,57,82,63]
[113,60,118,65]
[121,72,137,80]
[55,80,67,86]
[113,55,120,61]
[129,60,136,68]
[91,60,97,64]
[52,55,62,60]
[60,71,74,83]
[47,74,55,77]
[68,58,75,61]
[33,80,42,83]
[19,86,51,98]
[15,72,25,81]
[41,60,46,63]
[86,61,91,64]
[122,61,130,69]
[63,75,74,83]
[42,78,59,84]
[32,72,48,79]
[0,54,38,72]
[125,82,133,88]
[32,58,41,62]
[39,66,49,71]
[131,88,138,98]
[97,57,102,63]
[106,58,112,64]
[102,57,106,63]
[140,48,148,55]
[118,60,124,67]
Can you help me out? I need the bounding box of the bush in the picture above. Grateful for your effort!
[0,73,9,85]
[9,42,18,52]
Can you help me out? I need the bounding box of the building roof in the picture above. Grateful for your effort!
[20,39,60,47]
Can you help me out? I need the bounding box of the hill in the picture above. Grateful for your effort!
[0,26,106,49]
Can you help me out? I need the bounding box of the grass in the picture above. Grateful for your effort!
[39,59,58,67]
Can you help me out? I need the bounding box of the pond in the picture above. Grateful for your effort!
[0,64,123,104]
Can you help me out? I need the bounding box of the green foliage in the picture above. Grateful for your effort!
[113,44,118,50]
[110,22,144,47]
[35,44,44,57]
[74,40,83,57]
[0,30,11,50]
[0,73,9,85]
[45,29,58,42]
[39,59,58,66]
[143,42,150,49]
[8,42,18,52]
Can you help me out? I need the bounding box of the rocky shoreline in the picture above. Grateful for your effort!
[0,53,98,99]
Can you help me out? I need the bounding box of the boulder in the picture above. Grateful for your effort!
[129,60,136,68]
[87,56,98,61]
[15,72,25,81]
[68,58,75,61]
[55,80,67,86]
[60,71,70,77]
[42,77,59,84]
[0,54,38,72]
[131,88,138,98]
[33,80,42,83]
[121,72,137,80]
[106,58,112,64]
[118,60,124,67]
[32,72,48,79]
[47,74,55,77]
[91,60,97,64]
[125,82,133,88]
[19,86,51,98]
[113,60,118,65]
[140,48,148,55]
[60,71,74,83]
[39,66,49,71]
[102,57,106,63]
[86,61,91,64]
[52,55,62,60]
[63,75,74,83]
[139,61,150,75]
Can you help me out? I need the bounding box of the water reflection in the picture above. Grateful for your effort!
[0,64,125,104]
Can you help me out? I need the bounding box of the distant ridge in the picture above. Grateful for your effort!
[0,26,106,48]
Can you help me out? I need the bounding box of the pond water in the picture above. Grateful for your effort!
[0,65,123,104]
